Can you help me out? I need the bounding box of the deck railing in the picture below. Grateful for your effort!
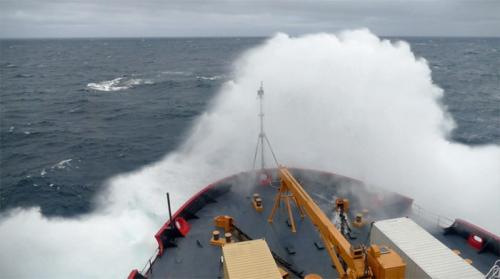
[411,203,454,229]
[139,247,159,276]
[486,260,500,279]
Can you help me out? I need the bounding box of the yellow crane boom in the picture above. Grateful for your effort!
[268,167,405,279]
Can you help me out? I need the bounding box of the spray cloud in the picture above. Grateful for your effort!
[0,30,498,278]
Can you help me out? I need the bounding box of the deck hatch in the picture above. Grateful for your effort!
[222,239,282,279]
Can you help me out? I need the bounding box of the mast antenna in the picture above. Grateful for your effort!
[252,82,279,170]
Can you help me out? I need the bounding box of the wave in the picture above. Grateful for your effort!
[196,75,224,81]
[36,159,75,181]
[161,71,192,76]
[14,73,33,78]
[2,63,17,68]
[52,159,73,170]
[86,71,223,92]
[86,77,154,92]
[1,30,498,279]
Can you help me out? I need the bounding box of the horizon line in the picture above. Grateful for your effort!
[1,34,499,40]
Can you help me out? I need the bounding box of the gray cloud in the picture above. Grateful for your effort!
[0,0,499,38]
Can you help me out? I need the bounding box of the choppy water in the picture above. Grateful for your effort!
[1,37,499,217]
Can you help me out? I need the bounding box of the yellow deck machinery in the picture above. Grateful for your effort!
[267,167,405,279]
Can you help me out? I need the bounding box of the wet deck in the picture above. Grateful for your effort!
[142,169,497,278]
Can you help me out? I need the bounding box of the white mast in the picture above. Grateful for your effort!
[253,82,279,171]
[258,83,265,170]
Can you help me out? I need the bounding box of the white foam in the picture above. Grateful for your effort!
[126,78,154,86]
[196,75,224,80]
[87,77,128,91]
[86,77,153,92]
[52,159,72,170]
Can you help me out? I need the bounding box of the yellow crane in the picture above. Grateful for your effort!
[268,167,405,279]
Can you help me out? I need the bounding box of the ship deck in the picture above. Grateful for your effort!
[136,168,498,278]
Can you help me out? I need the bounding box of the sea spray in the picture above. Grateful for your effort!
[1,30,498,278]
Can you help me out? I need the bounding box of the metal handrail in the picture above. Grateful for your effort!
[140,247,160,276]
[486,260,500,279]
[411,203,454,229]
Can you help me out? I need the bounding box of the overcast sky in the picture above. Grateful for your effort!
[0,0,499,38]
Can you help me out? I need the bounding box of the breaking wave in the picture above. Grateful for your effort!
[52,158,73,170]
[196,75,224,81]
[0,30,499,278]
[86,77,154,92]
[87,72,223,92]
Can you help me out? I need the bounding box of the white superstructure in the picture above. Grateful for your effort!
[371,217,484,278]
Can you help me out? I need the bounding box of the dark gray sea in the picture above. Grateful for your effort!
[1,37,499,217]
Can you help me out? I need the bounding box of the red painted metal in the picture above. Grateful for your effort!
[456,218,500,242]
[154,173,240,256]
[174,217,190,236]
[127,269,138,279]
[468,234,484,250]
[259,171,272,186]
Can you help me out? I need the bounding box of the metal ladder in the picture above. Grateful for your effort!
[486,260,500,279]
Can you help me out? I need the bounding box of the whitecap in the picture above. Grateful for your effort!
[52,159,72,170]
[69,107,83,113]
[86,77,154,92]
[161,71,191,76]
[125,78,154,86]
[196,75,223,81]
[87,77,128,92]
[40,169,47,176]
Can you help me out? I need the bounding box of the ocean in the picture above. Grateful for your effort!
[0,36,499,218]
